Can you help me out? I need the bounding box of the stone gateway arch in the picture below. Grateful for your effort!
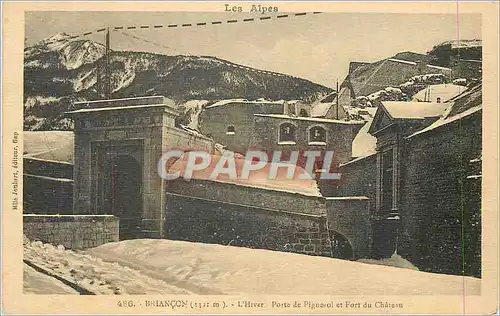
[66,96,372,259]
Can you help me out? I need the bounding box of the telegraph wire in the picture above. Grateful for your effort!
[116,30,185,56]
[25,12,323,49]
[115,30,295,79]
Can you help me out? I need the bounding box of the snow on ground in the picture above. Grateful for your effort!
[24,239,191,295]
[87,239,480,295]
[357,253,419,271]
[24,263,79,294]
[24,238,480,295]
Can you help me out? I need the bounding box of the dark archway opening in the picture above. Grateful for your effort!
[111,155,143,240]
[330,232,354,260]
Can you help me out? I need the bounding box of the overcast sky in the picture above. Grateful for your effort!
[25,11,481,88]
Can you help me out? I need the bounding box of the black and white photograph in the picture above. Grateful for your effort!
[2,2,499,315]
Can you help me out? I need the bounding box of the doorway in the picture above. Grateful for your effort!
[110,154,143,240]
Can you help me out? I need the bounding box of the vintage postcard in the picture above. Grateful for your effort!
[2,1,499,314]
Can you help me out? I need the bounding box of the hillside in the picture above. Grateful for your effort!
[24,33,332,131]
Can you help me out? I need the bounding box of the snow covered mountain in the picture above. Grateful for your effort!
[24,33,332,131]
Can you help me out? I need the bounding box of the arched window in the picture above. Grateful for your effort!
[309,126,326,143]
[299,109,309,117]
[279,123,296,143]
[226,125,235,135]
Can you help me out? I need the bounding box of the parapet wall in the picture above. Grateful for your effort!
[325,196,371,259]
[165,193,333,257]
[23,215,119,250]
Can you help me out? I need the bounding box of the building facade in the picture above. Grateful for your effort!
[339,85,482,277]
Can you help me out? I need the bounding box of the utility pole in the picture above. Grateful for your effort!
[96,65,102,98]
[105,27,111,99]
[336,79,339,120]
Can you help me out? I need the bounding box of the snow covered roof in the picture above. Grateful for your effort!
[444,84,482,118]
[433,39,482,50]
[407,104,482,138]
[168,153,322,197]
[178,124,211,139]
[254,114,364,125]
[342,54,451,98]
[23,131,74,164]
[66,103,172,114]
[351,119,377,158]
[382,101,449,120]
[407,85,482,138]
[310,92,338,117]
[412,84,468,103]
[205,98,286,109]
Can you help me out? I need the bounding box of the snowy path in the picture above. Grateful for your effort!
[87,239,481,295]
[24,240,192,295]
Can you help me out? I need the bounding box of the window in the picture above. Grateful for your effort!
[381,148,394,211]
[226,125,235,135]
[299,109,309,117]
[309,126,326,144]
[279,123,296,143]
[288,104,296,116]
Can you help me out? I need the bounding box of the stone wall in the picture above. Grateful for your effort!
[166,179,326,216]
[400,112,482,277]
[251,115,362,165]
[199,101,284,154]
[325,197,371,259]
[338,154,377,204]
[23,215,119,250]
[164,193,333,257]
[23,158,74,215]
[23,174,73,215]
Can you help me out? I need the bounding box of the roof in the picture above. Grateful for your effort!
[407,104,482,138]
[407,84,482,138]
[73,95,168,106]
[254,114,364,125]
[23,131,74,163]
[339,152,377,167]
[344,54,451,98]
[432,39,482,50]
[205,98,286,109]
[168,153,322,197]
[412,84,468,103]
[382,101,449,119]
[310,92,339,117]
[444,84,482,118]
[65,103,172,114]
[352,119,377,158]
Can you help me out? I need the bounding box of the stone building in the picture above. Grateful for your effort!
[66,96,215,239]
[339,84,482,277]
[55,96,373,259]
[198,97,364,196]
[198,98,312,154]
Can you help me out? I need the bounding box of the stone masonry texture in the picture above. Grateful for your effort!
[23,215,119,250]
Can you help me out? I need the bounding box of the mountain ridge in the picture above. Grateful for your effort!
[24,33,332,130]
